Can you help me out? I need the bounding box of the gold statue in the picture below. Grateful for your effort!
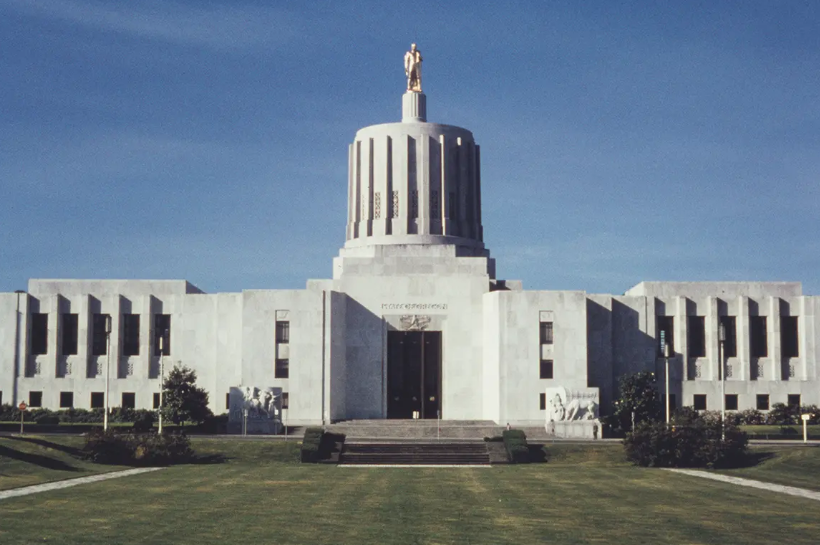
[404,43,423,92]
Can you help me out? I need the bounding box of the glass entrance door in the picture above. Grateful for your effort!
[387,331,441,419]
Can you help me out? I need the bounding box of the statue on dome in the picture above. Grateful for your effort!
[404,43,423,92]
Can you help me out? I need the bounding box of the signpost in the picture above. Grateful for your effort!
[802,414,810,443]
[18,401,27,435]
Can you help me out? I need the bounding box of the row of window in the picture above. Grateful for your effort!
[29,315,293,359]
[26,390,144,409]
[11,390,292,411]
[537,392,803,411]
[29,313,172,357]
[656,315,799,359]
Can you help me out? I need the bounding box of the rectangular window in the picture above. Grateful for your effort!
[60,391,74,408]
[276,321,290,344]
[539,322,554,345]
[153,392,160,409]
[687,316,706,358]
[750,316,768,357]
[29,391,43,408]
[720,316,737,358]
[31,313,48,355]
[122,314,140,356]
[539,359,554,379]
[781,316,799,358]
[91,392,104,408]
[92,314,110,356]
[282,392,289,410]
[657,316,674,357]
[693,394,707,411]
[154,314,171,356]
[756,394,769,411]
[788,394,801,408]
[275,359,290,379]
[122,392,136,409]
[61,314,79,356]
[410,190,419,219]
[539,392,546,411]
[725,394,738,411]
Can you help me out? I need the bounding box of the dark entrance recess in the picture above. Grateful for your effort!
[387,331,441,419]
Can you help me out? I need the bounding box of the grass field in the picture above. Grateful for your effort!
[0,435,127,490]
[720,445,820,491]
[2,438,820,544]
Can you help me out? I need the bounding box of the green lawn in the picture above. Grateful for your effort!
[0,435,127,490]
[2,439,820,544]
[719,445,820,491]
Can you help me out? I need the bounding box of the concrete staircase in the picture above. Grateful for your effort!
[339,442,491,465]
[324,419,549,441]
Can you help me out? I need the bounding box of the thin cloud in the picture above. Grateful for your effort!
[6,0,301,50]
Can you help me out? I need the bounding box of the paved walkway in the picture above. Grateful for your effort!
[665,468,820,501]
[0,467,164,501]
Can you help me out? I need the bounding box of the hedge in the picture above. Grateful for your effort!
[83,429,194,466]
[502,429,529,463]
[301,427,324,463]
[624,412,748,469]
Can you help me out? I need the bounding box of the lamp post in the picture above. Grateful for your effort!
[661,330,670,426]
[13,290,25,404]
[158,329,167,434]
[719,322,726,441]
[103,315,113,432]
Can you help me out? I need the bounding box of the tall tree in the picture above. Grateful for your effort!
[161,366,212,425]
[606,371,662,435]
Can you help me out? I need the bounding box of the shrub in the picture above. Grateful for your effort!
[735,408,765,426]
[32,411,60,425]
[624,413,748,469]
[132,411,156,432]
[198,413,229,434]
[768,403,798,425]
[502,429,529,463]
[301,427,324,463]
[83,429,193,466]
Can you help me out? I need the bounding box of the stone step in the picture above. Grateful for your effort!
[339,441,491,466]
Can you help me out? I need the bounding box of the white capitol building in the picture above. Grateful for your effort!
[1,49,817,436]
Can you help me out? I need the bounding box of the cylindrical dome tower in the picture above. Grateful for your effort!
[343,91,485,255]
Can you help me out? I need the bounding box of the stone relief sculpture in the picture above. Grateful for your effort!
[228,386,283,434]
[546,387,599,422]
[243,386,279,419]
[400,314,431,331]
[404,43,423,92]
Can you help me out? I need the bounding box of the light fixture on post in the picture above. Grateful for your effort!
[103,314,113,432]
[718,321,726,441]
[158,328,168,434]
[660,330,671,426]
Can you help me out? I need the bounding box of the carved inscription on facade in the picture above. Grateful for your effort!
[381,303,448,311]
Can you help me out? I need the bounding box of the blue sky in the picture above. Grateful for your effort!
[2,1,818,295]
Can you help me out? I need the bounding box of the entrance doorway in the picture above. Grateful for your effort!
[387,331,441,419]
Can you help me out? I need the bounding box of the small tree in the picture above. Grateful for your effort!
[162,366,213,425]
[605,371,662,435]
